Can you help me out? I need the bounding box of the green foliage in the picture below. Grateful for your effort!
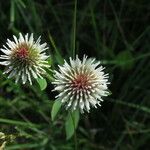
[65,110,80,140]
[51,100,62,121]
[0,0,149,149]
[36,78,47,91]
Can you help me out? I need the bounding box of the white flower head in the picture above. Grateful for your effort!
[0,33,50,84]
[53,55,110,113]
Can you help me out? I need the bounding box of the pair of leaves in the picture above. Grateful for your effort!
[51,100,80,140]
[37,76,80,140]
[65,110,80,140]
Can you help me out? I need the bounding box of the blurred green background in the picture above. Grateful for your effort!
[0,0,150,149]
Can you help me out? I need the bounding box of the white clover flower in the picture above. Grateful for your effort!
[0,33,50,84]
[53,55,110,113]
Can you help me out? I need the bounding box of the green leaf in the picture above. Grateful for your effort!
[37,78,47,91]
[48,32,63,64]
[65,110,80,140]
[51,100,62,121]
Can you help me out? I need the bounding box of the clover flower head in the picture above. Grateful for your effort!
[0,33,50,84]
[53,55,110,113]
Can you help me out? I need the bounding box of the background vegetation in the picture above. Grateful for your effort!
[0,0,150,149]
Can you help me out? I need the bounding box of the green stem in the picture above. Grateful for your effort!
[70,112,78,150]
[72,0,77,59]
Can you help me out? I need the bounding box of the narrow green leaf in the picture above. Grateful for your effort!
[37,78,47,91]
[0,118,38,128]
[51,100,62,121]
[6,143,40,150]
[48,32,63,64]
[16,0,26,8]
[65,110,80,140]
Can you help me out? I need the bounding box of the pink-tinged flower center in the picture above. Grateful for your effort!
[16,47,29,59]
[72,74,90,90]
